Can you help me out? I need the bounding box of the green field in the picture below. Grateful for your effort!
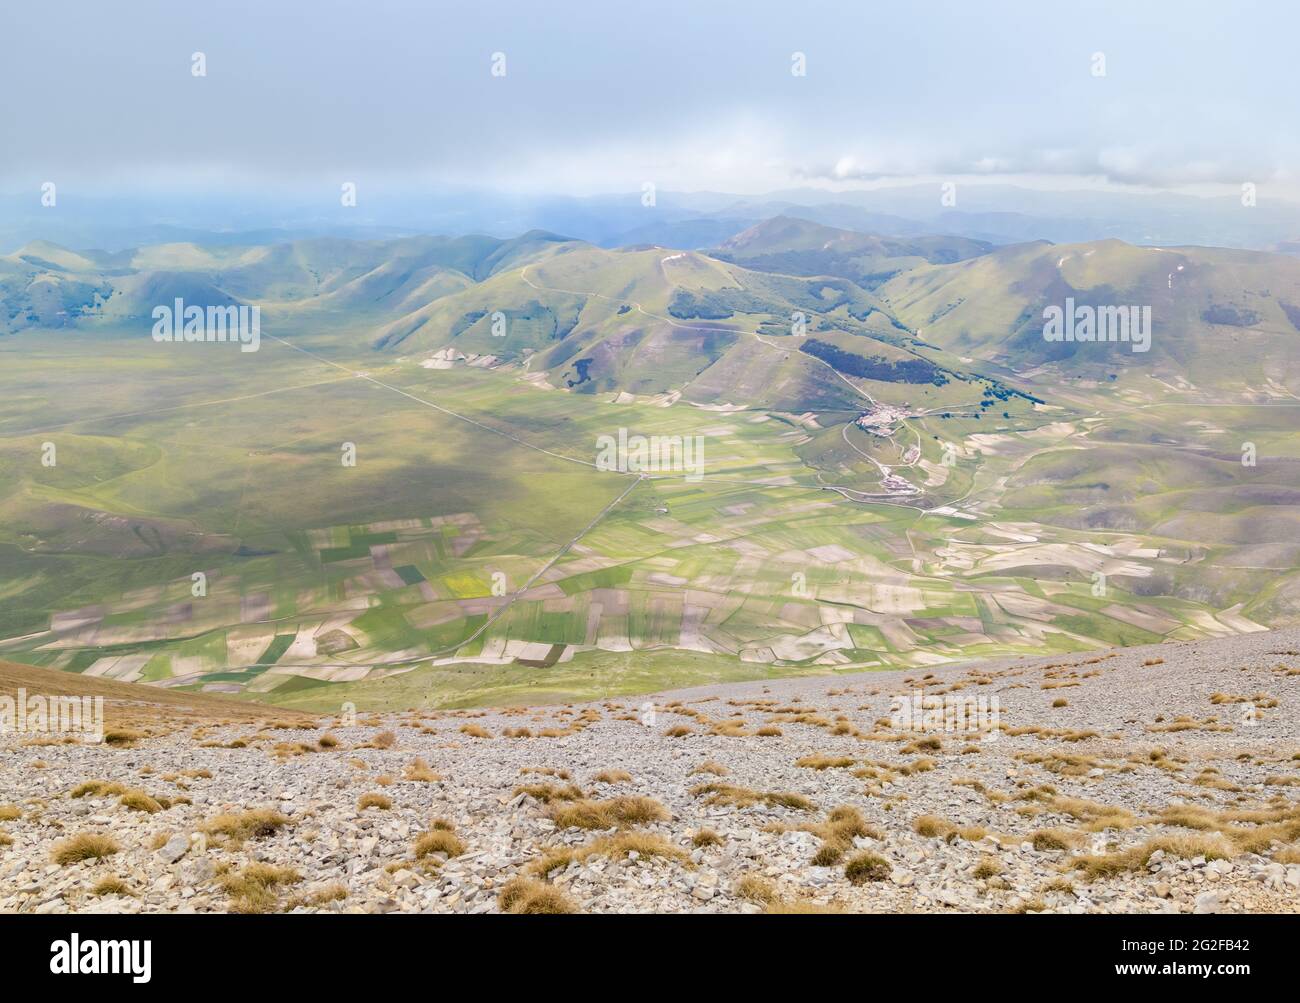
[2,228,1296,709]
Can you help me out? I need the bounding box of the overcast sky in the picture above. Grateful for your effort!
[2,0,1297,199]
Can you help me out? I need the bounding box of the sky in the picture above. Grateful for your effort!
[2,0,1298,200]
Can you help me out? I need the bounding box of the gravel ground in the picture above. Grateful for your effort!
[2,628,1298,914]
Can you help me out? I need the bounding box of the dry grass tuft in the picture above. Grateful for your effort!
[972,856,1003,879]
[795,755,855,771]
[690,782,814,811]
[586,831,688,863]
[69,780,127,799]
[220,863,302,913]
[1072,834,1234,880]
[811,844,843,866]
[357,792,392,811]
[402,757,441,782]
[118,789,163,813]
[202,808,290,846]
[913,815,986,843]
[1049,796,1135,830]
[103,728,144,746]
[1031,828,1083,851]
[52,832,120,865]
[550,795,670,830]
[413,827,465,860]
[515,782,585,803]
[1273,845,1300,865]
[91,876,134,897]
[844,851,891,884]
[735,874,778,904]
[498,876,578,914]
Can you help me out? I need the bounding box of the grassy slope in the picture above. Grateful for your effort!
[3,235,1299,708]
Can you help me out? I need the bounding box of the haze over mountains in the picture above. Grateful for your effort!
[7,183,1300,258]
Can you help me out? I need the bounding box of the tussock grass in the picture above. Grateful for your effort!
[69,780,127,799]
[1017,751,1106,777]
[795,755,855,770]
[692,828,723,847]
[296,883,348,909]
[1272,846,1300,865]
[203,808,290,846]
[515,782,585,803]
[1154,800,1300,852]
[91,877,134,897]
[498,877,578,914]
[118,789,163,813]
[1072,834,1233,880]
[1031,828,1083,851]
[690,783,814,811]
[52,833,120,865]
[844,851,891,884]
[0,805,21,821]
[592,769,632,784]
[690,760,729,776]
[521,766,571,779]
[526,848,577,878]
[357,793,392,811]
[413,827,465,860]
[586,831,688,863]
[913,815,986,843]
[803,805,882,863]
[403,757,441,782]
[220,863,302,913]
[972,856,1003,879]
[459,724,491,739]
[549,795,670,830]
[735,874,778,904]
[1049,796,1135,830]
[103,728,144,746]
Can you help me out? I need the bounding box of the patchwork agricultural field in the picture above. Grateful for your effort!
[3,253,1295,714]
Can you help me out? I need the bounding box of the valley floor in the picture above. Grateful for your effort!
[2,629,1298,914]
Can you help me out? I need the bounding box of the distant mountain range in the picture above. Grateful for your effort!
[8,214,1300,404]
[6,183,1300,255]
